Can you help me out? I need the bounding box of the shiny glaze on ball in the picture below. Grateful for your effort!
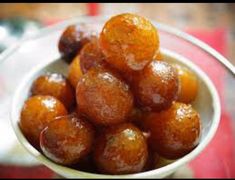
[99,13,159,73]
[40,113,94,165]
[58,24,97,63]
[80,38,106,74]
[20,95,68,148]
[76,66,133,126]
[143,102,201,159]
[31,73,75,109]
[174,64,198,103]
[133,61,178,111]
[93,123,148,174]
[68,55,83,89]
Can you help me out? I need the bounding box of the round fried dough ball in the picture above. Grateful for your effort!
[20,95,68,148]
[99,13,159,72]
[68,55,83,89]
[40,113,94,165]
[80,38,105,74]
[133,61,178,111]
[76,66,133,126]
[143,102,201,159]
[31,73,75,109]
[93,123,148,174]
[174,64,198,103]
[58,24,97,63]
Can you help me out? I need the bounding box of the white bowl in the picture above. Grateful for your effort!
[10,44,221,178]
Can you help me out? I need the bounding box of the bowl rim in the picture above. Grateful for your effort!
[10,43,221,178]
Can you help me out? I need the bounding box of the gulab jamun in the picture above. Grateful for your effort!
[143,102,201,159]
[99,13,159,72]
[93,123,148,174]
[174,64,198,103]
[40,113,94,165]
[76,66,133,126]
[31,73,75,110]
[68,55,83,89]
[133,61,178,111]
[20,95,68,148]
[58,24,97,63]
[80,38,105,74]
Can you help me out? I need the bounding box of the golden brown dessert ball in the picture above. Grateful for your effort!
[31,73,75,109]
[143,102,201,159]
[20,95,68,148]
[174,64,198,103]
[99,13,159,73]
[80,38,106,74]
[133,61,178,111]
[40,113,94,165]
[93,123,148,174]
[76,66,133,126]
[58,24,97,63]
[68,55,83,89]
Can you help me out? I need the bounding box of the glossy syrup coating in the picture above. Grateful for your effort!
[133,61,179,111]
[99,13,159,73]
[68,55,83,89]
[40,113,94,165]
[58,24,97,63]
[174,64,198,103]
[143,102,201,159]
[20,95,68,149]
[31,73,75,110]
[93,123,148,174]
[76,66,134,126]
[80,37,106,74]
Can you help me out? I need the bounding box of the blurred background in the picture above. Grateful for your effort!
[0,3,235,65]
[0,3,234,178]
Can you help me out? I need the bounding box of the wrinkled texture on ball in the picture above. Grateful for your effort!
[76,66,134,126]
[68,55,83,89]
[143,102,201,159]
[80,38,106,74]
[20,95,68,148]
[174,64,198,103]
[31,73,75,109]
[133,61,178,111]
[93,123,148,174]
[40,113,94,165]
[58,24,97,63]
[99,13,159,72]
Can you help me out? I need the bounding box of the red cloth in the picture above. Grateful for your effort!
[0,165,55,178]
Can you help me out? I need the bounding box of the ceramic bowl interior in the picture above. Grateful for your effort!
[10,46,221,178]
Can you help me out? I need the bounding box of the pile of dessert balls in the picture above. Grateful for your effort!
[20,13,201,175]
